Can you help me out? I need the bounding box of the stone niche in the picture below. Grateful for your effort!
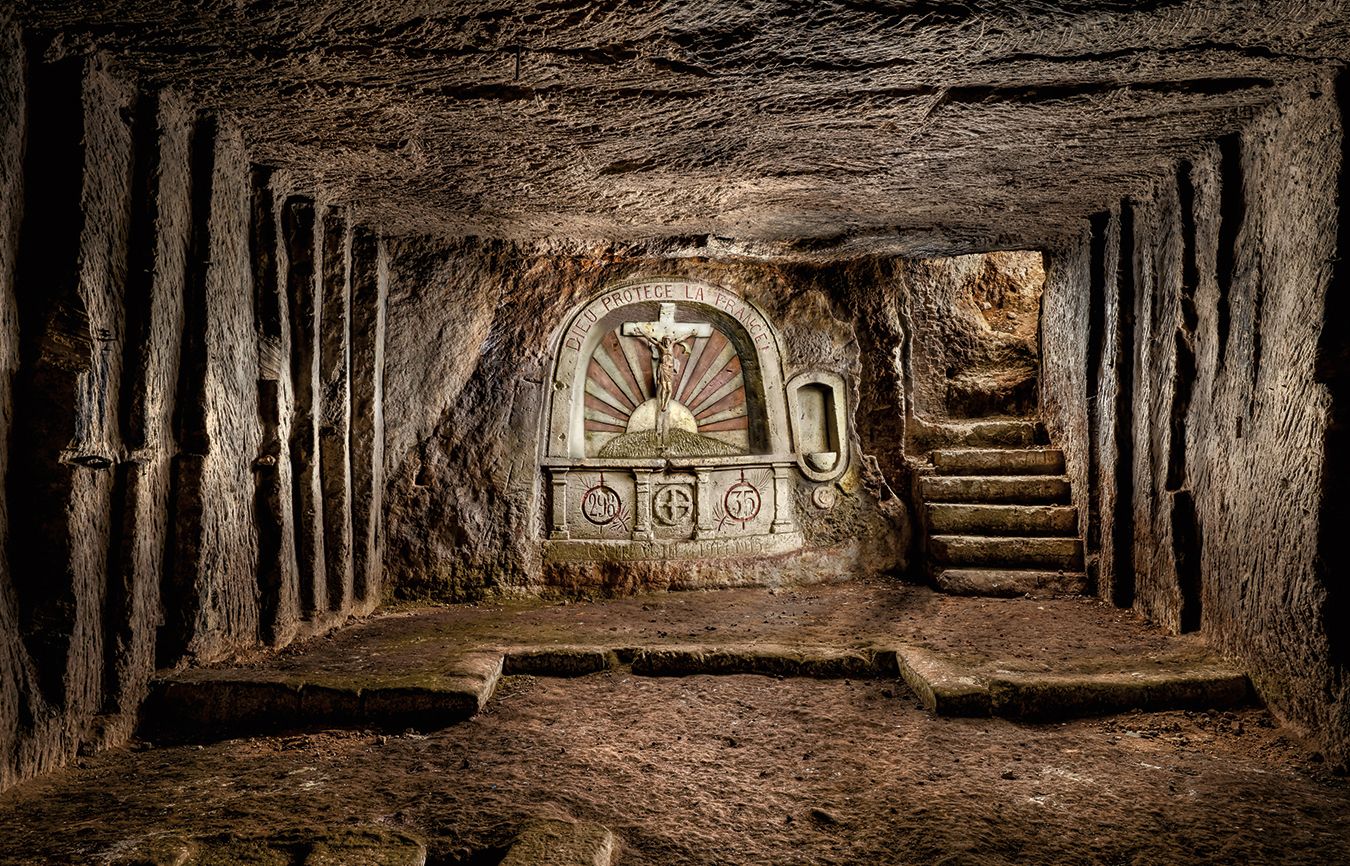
[540,277,848,563]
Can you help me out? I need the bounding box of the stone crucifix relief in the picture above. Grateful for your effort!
[622,303,712,440]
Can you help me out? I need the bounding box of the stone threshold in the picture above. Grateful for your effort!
[143,642,1252,741]
[895,643,1252,719]
[106,819,618,866]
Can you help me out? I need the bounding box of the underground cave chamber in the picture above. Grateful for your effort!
[0,2,1349,864]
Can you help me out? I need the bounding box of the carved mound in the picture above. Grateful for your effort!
[597,429,743,459]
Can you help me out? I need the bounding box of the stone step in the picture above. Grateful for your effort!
[141,652,504,741]
[915,418,1048,450]
[927,503,1078,536]
[935,568,1089,597]
[929,535,1084,570]
[932,447,1065,476]
[629,645,888,679]
[919,474,1071,504]
[895,644,1251,720]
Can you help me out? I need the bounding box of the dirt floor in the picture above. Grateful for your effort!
[1,581,1347,865]
[0,674,1346,865]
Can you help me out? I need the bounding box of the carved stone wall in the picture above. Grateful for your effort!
[382,252,914,599]
[906,252,1044,423]
[540,279,837,566]
[0,22,390,793]
[1040,78,1350,769]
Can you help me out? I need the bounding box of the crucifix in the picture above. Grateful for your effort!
[622,303,712,437]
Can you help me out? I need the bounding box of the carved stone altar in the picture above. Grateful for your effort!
[540,278,847,563]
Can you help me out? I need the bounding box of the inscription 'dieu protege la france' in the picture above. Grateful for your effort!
[562,282,775,354]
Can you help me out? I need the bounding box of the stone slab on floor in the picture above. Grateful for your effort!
[107,827,427,866]
[630,644,889,679]
[896,643,1251,720]
[894,644,992,715]
[503,646,620,677]
[145,652,502,738]
[500,819,617,866]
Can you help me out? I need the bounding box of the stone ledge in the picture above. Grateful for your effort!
[140,632,1249,741]
[503,647,620,677]
[988,666,1252,720]
[894,644,992,716]
[935,568,1089,597]
[927,503,1079,536]
[928,534,1084,570]
[543,531,806,564]
[630,644,890,679]
[920,475,1072,504]
[932,447,1065,476]
[143,652,503,740]
[894,644,1251,720]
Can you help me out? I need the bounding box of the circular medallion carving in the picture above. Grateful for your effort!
[654,485,694,525]
[581,483,622,525]
[812,485,838,510]
[722,481,762,523]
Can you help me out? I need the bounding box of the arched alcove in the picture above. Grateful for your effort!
[539,278,804,563]
[564,300,775,458]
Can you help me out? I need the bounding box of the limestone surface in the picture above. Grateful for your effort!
[14,1,1349,251]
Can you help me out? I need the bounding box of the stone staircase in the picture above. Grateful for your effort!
[915,420,1087,597]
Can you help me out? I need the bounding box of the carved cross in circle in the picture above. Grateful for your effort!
[654,485,694,525]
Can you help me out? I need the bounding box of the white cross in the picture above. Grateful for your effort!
[621,303,711,346]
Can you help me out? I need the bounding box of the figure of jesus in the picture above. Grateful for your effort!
[650,332,693,414]
[626,330,693,439]
[621,303,712,440]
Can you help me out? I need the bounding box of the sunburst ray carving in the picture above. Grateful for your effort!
[582,319,749,456]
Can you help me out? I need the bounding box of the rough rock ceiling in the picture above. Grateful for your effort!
[15,1,1350,252]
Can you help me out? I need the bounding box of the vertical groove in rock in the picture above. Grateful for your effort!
[8,53,135,730]
[6,50,87,709]
[250,167,299,644]
[100,86,189,739]
[283,196,326,617]
[1084,211,1110,589]
[349,226,386,612]
[163,113,261,662]
[0,16,29,793]
[1111,198,1137,609]
[318,208,352,614]
[1318,71,1350,675]
[1214,133,1244,369]
[159,111,218,664]
[1170,159,1202,632]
